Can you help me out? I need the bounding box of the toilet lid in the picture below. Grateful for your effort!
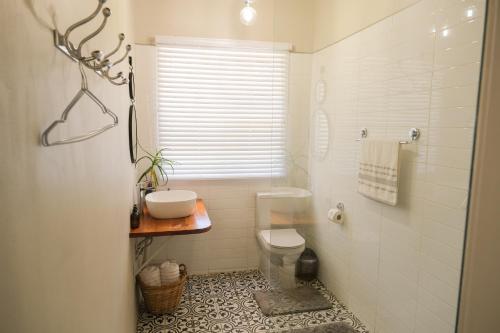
[260,229,305,249]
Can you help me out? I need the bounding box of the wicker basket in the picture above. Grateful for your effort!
[138,264,187,315]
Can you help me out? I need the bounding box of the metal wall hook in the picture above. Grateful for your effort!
[53,0,131,85]
[103,33,125,60]
[112,44,132,66]
[108,76,128,86]
[94,44,131,86]
[76,7,111,55]
[64,0,107,55]
[108,71,123,81]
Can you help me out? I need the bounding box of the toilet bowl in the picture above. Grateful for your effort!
[256,228,305,288]
[255,188,311,288]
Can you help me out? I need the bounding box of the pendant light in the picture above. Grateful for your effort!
[240,0,257,26]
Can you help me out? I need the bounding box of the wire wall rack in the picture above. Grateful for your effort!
[42,0,131,147]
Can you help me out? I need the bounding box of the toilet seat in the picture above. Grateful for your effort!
[259,229,305,249]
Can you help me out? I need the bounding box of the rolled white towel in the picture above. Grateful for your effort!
[139,265,161,287]
[160,261,180,285]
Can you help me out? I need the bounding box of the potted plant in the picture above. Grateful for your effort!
[135,148,175,190]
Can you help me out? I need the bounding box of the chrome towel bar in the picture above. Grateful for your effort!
[356,128,420,144]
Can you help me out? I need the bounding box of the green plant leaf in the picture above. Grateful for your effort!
[135,147,175,185]
[156,164,166,180]
[135,155,153,166]
[151,169,159,188]
[138,166,153,184]
[162,159,176,173]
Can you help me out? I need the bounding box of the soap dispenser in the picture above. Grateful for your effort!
[130,204,140,229]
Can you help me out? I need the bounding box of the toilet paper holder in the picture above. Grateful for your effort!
[328,202,345,224]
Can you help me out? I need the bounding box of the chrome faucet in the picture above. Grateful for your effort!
[137,182,155,215]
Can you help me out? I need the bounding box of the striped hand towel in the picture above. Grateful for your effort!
[358,140,400,206]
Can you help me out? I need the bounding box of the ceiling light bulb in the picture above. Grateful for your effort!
[240,1,257,26]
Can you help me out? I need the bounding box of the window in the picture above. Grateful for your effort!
[156,37,289,179]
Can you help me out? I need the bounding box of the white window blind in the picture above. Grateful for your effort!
[156,37,289,179]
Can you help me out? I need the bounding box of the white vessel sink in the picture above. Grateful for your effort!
[256,187,312,214]
[145,190,197,219]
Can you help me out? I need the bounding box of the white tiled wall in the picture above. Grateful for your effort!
[305,1,485,332]
[148,179,270,274]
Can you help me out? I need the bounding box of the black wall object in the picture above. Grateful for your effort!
[128,56,138,163]
[128,105,138,163]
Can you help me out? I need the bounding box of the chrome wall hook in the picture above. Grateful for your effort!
[103,33,125,61]
[53,0,131,86]
[63,0,106,55]
[100,44,131,85]
[76,7,111,56]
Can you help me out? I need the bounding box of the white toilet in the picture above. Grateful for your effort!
[257,228,305,287]
[255,187,309,288]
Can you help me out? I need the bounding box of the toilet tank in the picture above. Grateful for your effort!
[255,187,312,229]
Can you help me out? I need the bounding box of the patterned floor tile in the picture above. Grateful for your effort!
[137,270,369,333]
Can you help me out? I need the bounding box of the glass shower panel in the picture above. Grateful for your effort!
[269,0,487,332]
[265,0,317,293]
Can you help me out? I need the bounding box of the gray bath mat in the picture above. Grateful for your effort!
[288,322,358,333]
[253,286,332,316]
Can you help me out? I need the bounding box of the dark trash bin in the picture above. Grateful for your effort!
[295,248,319,281]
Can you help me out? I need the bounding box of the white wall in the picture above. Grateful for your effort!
[305,0,485,332]
[131,0,427,54]
[134,44,311,273]
[311,0,421,51]
[131,0,315,53]
[0,1,136,332]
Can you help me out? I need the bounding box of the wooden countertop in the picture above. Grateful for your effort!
[129,199,212,238]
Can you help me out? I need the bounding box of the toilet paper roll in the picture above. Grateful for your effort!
[327,208,344,224]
